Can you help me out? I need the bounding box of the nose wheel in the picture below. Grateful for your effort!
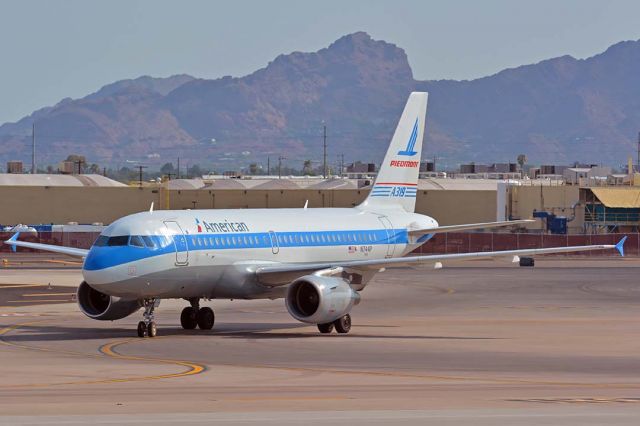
[180,299,215,331]
[137,298,159,337]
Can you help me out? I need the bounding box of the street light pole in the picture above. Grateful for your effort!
[278,156,286,179]
[322,122,327,178]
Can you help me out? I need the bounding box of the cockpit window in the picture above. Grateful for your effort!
[94,235,108,247]
[107,235,129,246]
[142,236,156,249]
[129,235,145,247]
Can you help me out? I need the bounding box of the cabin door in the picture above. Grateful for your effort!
[164,221,189,265]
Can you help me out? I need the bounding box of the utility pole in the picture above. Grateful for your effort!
[433,155,437,172]
[31,122,36,174]
[177,157,180,179]
[136,165,148,187]
[267,156,270,176]
[278,156,286,179]
[322,122,327,178]
[338,153,344,177]
[74,159,85,175]
[637,131,640,173]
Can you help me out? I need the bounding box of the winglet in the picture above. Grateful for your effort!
[615,236,627,257]
[6,232,20,253]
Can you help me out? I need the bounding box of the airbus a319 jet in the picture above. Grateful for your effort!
[5,92,625,337]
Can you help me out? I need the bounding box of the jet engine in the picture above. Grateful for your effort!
[76,281,142,321]
[285,275,360,324]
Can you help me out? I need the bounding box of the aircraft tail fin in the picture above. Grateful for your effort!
[359,92,428,213]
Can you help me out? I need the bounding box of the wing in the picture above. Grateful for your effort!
[4,233,89,258]
[409,219,535,242]
[255,237,626,286]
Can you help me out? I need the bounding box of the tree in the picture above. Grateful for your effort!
[188,164,203,178]
[302,159,314,175]
[517,154,527,169]
[88,163,100,174]
[160,162,175,175]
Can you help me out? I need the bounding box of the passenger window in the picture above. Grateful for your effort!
[129,235,145,248]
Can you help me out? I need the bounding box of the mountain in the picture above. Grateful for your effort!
[1,33,640,169]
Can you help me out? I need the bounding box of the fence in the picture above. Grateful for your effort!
[0,231,634,257]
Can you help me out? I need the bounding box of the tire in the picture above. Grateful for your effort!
[147,321,157,338]
[137,321,146,338]
[333,314,351,334]
[196,307,215,330]
[180,307,198,330]
[317,322,334,334]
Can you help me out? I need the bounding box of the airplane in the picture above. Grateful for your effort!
[4,92,626,338]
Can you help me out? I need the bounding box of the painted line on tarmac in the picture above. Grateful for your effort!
[22,293,76,297]
[7,299,72,303]
[0,284,44,289]
[0,321,206,388]
[508,397,640,404]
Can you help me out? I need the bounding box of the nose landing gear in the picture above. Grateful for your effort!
[137,298,159,337]
[180,298,215,331]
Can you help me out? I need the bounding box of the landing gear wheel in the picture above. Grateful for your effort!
[317,322,334,334]
[180,307,198,330]
[196,307,215,330]
[137,321,147,338]
[147,321,157,337]
[333,314,351,334]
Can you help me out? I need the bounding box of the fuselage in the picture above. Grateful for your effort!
[82,207,437,300]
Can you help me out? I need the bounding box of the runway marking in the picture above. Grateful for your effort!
[43,259,83,265]
[7,299,72,303]
[0,284,44,289]
[0,321,206,388]
[209,354,640,389]
[22,293,76,297]
[508,397,640,404]
[426,286,455,295]
[230,396,349,402]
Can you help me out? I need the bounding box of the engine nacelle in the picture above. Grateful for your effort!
[76,281,142,321]
[285,275,360,324]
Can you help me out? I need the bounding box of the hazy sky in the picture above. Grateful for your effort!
[1,0,640,124]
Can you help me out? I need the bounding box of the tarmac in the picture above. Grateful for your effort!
[1,257,640,425]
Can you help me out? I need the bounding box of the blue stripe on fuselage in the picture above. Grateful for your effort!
[83,229,409,271]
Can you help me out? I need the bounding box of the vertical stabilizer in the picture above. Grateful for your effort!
[359,92,428,212]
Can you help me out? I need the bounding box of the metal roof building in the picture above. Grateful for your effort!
[0,174,126,187]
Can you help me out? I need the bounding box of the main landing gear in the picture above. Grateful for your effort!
[180,298,215,331]
[137,298,159,338]
[317,313,352,334]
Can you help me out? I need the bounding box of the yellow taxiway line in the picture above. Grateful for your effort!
[0,321,206,388]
